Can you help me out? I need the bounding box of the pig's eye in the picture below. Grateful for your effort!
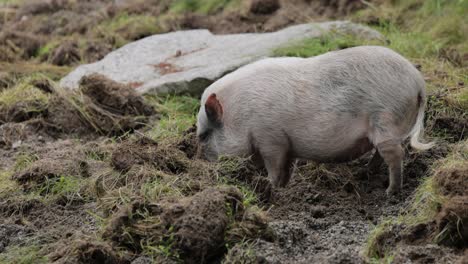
[198,131,211,142]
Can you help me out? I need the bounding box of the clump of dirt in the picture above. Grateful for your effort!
[111,136,188,174]
[249,0,281,15]
[435,196,468,248]
[176,125,199,159]
[217,156,271,201]
[44,74,157,136]
[0,31,42,61]
[0,72,15,90]
[392,244,461,264]
[433,163,468,197]
[12,158,89,193]
[0,85,50,124]
[79,74,154,117]
[82,40,113,63]
[50,40,81,66]
[49,239,128,264]
[102,186,271,263]
[0,122,38,149]
[12,152,89,193]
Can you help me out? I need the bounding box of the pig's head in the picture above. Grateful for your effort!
[196,93,226,161]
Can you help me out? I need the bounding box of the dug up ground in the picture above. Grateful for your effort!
[0,0,467,263]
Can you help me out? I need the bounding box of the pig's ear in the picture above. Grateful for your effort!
[205,93,223,124]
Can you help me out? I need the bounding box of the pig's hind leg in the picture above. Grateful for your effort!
[371,130,405,195]
[261,147,294,188]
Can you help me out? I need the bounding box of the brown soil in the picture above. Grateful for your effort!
[434,163,468,197]
[436,196,468,248]
[103,186,270,263]
[0,1,466,263]
[168,0,365,34]
[50,40,81,66]
[111,137,188,174]
[50,239,128,264]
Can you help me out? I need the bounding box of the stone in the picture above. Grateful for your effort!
[60,21,383,95]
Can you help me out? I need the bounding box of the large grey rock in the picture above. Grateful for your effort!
[60,21,383,95]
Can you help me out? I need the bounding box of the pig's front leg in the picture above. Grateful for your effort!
[261,148,294,187]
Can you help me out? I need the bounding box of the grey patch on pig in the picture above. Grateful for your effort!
[196,46,433,195]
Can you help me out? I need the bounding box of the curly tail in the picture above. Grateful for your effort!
[408,94,435,150]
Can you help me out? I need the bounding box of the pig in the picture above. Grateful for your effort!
[196,46,434,195]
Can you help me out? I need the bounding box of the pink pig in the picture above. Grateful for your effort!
[196,46,433,195]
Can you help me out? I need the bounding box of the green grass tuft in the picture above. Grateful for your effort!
[145,95,199,140]
[0,76,50,111]
[273,32,383,58]
[170,0,241,14]
[14,152,39,172]
[0,245,47,264]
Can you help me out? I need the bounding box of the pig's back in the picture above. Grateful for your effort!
[213,46,424,120]
[207,46,425,161]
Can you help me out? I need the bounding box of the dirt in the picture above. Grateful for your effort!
[436,196,468,248]
[246,145,452,263]
[0,0,467,263]
[49,40,81,66]
[102,187,270,263]
[1,0,366,67]
[434,163,468,197]
[168,0,365,34]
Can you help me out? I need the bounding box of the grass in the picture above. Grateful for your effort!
[0,77,50,110]
[0,62,70,81]
[141,176,185,201]
[14,152,39,172]
[354,0,467,57]
[170,0,242,14]
[145,95,199,140]
[273,32,383,57]
[0,170,16,199]
[222,240,257,264]
[0,245,47,264]
[93,13,160,48]
[364,140,467,262]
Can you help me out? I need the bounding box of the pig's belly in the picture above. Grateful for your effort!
[289,117,374,163]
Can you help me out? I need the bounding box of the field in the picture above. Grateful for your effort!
[0,0,466,263]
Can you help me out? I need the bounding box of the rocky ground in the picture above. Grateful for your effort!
[0,0,467,263]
